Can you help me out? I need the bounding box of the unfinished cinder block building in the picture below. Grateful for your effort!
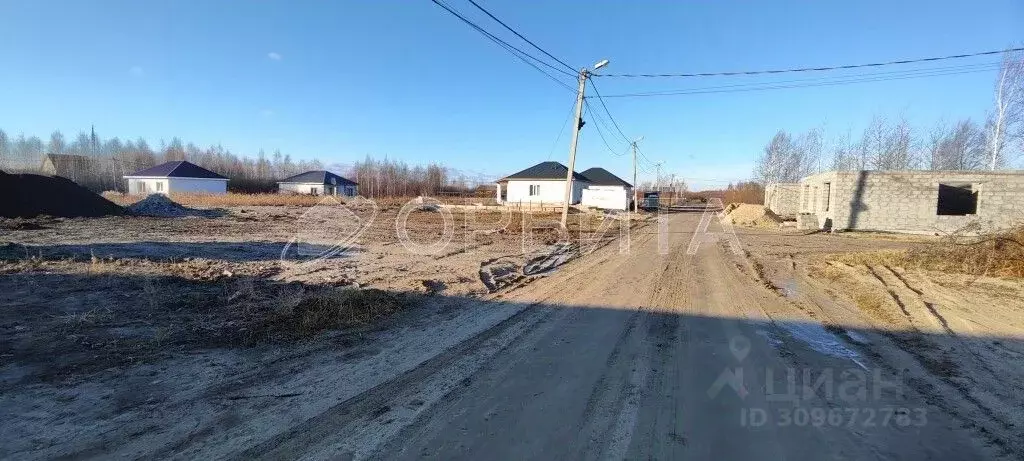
[764,183,801,218]
[797,170,1024,234]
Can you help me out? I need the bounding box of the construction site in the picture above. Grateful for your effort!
[1,164,1023,459]
[4,1,1024,459]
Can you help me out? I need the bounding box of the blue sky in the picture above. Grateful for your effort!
[1,0,1021,189]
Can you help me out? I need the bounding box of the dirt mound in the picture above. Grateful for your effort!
[0,170,123,218]
[725,203,782,227]
[126,194,221,217]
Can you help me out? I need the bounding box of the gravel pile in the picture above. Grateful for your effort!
[127,194,220,217]
[0,170,123,218]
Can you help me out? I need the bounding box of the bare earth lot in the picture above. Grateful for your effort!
[2,206,1022,459]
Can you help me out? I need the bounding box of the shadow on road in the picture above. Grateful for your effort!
[0,267,1017,460]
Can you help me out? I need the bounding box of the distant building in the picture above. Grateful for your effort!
[277,170,358,196]
[496,161,590,206]
[40,153,94,180]
[124,161,228,195]
[579,167,633,211]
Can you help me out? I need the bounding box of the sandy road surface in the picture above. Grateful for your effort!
[249,212,992,460]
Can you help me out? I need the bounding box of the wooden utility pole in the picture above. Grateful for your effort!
[630,138,643,212]
[560,68,588,228]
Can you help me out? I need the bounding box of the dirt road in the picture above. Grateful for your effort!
[245,212,994,460]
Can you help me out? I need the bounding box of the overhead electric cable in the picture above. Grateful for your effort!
[594,47,1023,78]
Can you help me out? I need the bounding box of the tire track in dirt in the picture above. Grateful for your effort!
[879,266,953,335]
[735,241,1020,458]
[238,303,558,460]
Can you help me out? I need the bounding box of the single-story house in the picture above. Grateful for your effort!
[579,167,633,211]
[496,161,590,205]
[124,160,228,195]
[277,170,359,196]
[797,170,1024,234]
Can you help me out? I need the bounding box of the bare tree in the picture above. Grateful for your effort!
[831,129,860,171]
[929,119,986,170]
[754,130,794,184]
[48,131,66,154]
[793,127,823,177]
[988,49,1024,169]
[873,116,916,170]
[755,128,824,183]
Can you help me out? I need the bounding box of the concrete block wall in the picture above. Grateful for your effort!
[799,170,1024,234]
[764,183,801,217]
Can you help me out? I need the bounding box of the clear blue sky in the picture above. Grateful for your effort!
[1,0,1021,189]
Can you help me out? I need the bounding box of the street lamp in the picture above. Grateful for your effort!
[594,59,610,70]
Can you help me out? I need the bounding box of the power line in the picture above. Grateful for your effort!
[587,78,632,144]
[463,0,576,74]
[430,0,575,91]
[597,63,1002,98]
[597,61,998,98]
[594,47,1024,78]
[585,99,626,149]
[584,102,627,158]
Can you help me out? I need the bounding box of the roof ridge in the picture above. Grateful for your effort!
[167,160,186,176]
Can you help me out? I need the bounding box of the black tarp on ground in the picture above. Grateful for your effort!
[0,170,123,218]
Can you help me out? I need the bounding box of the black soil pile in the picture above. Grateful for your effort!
[0,170,124,218]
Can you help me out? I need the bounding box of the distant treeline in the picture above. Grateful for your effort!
[0,128,489,195]
[699,181,765,205]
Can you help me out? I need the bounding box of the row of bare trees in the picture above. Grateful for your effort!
[0,129,326,192]
[0,128,487,195]
[756,50,1024,184]
[346,156,483,198]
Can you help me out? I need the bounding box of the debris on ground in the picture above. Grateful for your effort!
[0,170,123,218]
[410,196,441,211]
[126,194,222,218]
[725,203,782,227]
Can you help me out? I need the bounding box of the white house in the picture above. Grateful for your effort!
[579,167,633,211]
[277,170,359,196]
[496,161,590,206]
[124,161,228,195]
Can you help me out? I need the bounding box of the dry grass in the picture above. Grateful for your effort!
[826,226,1024,279]
[102,192,326,207]
[907,226,1024,278]
[828,249,911,267]
[101,192,501,209]
[252,287,403,342]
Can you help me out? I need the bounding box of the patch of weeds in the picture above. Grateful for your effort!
[248,287,404,343]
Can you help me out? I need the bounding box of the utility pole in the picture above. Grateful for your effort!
[630,137,643,213]
[560,59,609,228]
[632,141,638,213]
[560,68,587,228]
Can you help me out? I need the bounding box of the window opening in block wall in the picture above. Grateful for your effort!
[936,183,977,215]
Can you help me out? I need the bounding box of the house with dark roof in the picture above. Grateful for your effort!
[579,167,633,210]
[277,170,359,196]
[123,160,228,195]
[496,161,591,205]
